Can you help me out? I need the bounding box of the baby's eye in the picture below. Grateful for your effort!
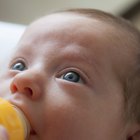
[61,71,82,83]
[11,61,27,71]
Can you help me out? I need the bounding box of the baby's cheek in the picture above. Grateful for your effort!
[41,81,95,139]
[42,101,94,140]
[41,87,92,138]
[0,77,11,98]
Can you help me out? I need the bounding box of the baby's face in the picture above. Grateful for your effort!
[0,13,132,140]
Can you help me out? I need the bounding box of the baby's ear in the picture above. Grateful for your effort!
[127,123,140,140]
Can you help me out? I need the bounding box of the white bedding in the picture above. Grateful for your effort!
[0,22,25,71]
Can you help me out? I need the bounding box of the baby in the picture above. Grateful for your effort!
[0,8,140,140]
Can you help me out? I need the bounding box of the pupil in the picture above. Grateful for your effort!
[64,71,80,82]
[12,62,25,71]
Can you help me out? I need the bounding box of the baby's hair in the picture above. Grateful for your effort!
[57,8,140,123]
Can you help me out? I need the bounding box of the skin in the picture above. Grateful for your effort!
[0,13,138,140]
[0,126,9,140]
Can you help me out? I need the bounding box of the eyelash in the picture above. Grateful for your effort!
[10,59,27,71]
[9,60,87,84]
[57,68,86,84]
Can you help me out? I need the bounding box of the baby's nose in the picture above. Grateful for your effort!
[10,70,44,100]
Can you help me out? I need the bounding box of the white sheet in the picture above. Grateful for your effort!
[0,22,25,71]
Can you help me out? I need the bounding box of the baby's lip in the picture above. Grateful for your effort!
[30,128,36,135]
[28,122,39,140]
[27,119,37,138]
[8,98,38,138]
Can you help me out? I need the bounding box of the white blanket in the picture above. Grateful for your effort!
[0,22,25,71]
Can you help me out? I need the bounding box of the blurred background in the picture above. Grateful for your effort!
[0,0,139,29]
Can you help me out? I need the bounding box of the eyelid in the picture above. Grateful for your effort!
[9,57,28,70]
[56,67,89,84]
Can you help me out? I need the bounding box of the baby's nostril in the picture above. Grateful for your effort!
[12,84,18,93]
[24,87,33,97]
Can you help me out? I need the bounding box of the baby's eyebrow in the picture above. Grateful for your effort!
[60,49,98,70]
[58,51,100,81]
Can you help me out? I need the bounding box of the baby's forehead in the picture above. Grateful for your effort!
[29,12,111,34]
[24,13,113,47]
[23,13,134,53]
[20,13,130,61]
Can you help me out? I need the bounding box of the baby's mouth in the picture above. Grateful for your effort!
[28,127,37,140]
[8,98,37,139]
[30,128,37,135]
